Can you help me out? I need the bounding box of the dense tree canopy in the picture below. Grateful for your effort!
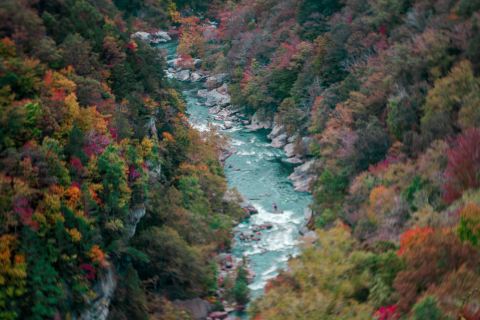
[174,0,480,318]
[0,0,244,319]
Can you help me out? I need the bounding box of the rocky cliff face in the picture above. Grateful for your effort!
[288,160,316,192]
[78,267,116,320]
[76,204,147,320]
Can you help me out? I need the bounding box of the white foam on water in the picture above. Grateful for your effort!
[256,142,273,148]
[238,150,256,156]
[249,205,302,225]
[231,139,245,146]
[225,126,242,132]
[243,245,266,256]
[262,264,278,277]
[248,280,266,291]
[262,229,297,251]
[191,122,210,132]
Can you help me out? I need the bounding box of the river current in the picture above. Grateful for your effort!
[161,42,311,304]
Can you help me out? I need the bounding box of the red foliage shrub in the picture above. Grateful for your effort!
[374,305,399,320]
[83,132,110,158]
[443,128,480,204]
[70,156,83,172]
[272,39,301,69]
[80,263,96,280]
[127,40,138,52]
[128,165,141,181]
[397,226,433,256]
[368,156,398,175]
[13,197,38,230]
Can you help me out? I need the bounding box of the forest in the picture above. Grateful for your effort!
[0,0,245,319]
[177,0,480,318]
[1,0,480,319]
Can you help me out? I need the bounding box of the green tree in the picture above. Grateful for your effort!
[22,230,64,320]
[133,226,210,298]
[411,296,446,320]
[109,265,148,320]
[233,266,249,306]
[421,60,480,143]
[354,116,390,171]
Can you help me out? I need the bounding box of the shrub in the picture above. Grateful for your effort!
[411,296,445,320]
[458,202,480,247]
[443,128,480,204]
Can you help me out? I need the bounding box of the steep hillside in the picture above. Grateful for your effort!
[176,0,480,318]
[0,1,244,319]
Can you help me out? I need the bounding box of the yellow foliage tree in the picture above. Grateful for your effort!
[0,235,27,320]
[250,222,374,319]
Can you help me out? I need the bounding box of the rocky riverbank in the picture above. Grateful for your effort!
[165,50,317,194]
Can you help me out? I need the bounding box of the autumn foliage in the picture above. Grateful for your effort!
[0,0,244,319]
[202,0,480,318]
[443,128,480,204]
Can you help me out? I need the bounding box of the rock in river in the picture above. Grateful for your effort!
[176,69,191,81]
[242,203,258,215]
[246,111,272,131]
[205,86,231,107]
[131,30,171,44]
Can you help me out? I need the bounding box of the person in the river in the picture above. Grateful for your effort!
[272,202,278,212]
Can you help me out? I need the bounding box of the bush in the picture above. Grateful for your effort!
[233,266,249,306]
[443,129,480,204]
[421,61,480,143]
[354,117,390,172]
[411,296,446,320]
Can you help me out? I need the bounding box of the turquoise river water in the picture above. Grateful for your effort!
[161,42,311,309]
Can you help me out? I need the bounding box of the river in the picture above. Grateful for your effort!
[161,41,311,310]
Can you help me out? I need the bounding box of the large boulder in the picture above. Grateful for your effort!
[191,72,204,82]
[242,203,258,215]
[284,143,296,158]
[150,30,172,43]
[197,89,208,98]
[272,133,288,148]
[268,122,285,139]
[215,104,241,120]
[209,105,222,115]
[223,121,234,130]
[288,160,316,192]
[176,69,191,81]
[131,31,150,41]
[132,30,171,44]
[246,111,273,131]
[205,86,231,107]
[174,298,211,320]
[206,73,229,89]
